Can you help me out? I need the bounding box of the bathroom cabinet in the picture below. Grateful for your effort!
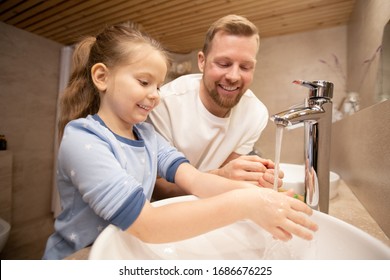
[0,151,12,223]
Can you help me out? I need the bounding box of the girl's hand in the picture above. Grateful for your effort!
[258,168,284,189]
[241,188,318,241]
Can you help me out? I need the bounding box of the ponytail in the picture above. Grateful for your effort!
[58,37,100,140]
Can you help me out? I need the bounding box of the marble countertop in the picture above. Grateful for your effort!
[328,180,390,246]
[65,180,390,260]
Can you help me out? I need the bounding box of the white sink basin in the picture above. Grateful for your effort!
[279,163,340,199]
[89,195,390,260]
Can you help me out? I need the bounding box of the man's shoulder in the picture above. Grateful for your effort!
[160,73,201,97]
[230,90,269,126]
[240,90,267,110]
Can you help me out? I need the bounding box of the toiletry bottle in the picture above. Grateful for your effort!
[342,92,360,115]
[0,135,7,150]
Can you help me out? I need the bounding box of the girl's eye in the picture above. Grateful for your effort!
[139,80,149,86]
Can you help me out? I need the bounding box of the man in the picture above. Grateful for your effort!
[149,15,282,199]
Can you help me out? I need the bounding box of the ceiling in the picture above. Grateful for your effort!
[1,0,356,53]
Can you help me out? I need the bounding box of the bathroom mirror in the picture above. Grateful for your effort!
[377,20,390,103]
[346,2,390,110]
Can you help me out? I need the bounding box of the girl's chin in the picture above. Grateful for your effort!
[135,115,149,124]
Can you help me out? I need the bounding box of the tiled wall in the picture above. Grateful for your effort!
[330,100,390,237]
[0,22,62,259]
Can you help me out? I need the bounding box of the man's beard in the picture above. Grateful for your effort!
[209,86,244,109]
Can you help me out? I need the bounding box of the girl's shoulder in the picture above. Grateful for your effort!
[134,122,157,139]
[65,116,105,134]
[63,116,117,144]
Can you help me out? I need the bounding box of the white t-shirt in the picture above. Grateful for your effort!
[149,74,268,172]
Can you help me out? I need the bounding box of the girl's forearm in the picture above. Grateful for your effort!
[128,186,318,243]
[127,189,245,243]
[174,163,255,198]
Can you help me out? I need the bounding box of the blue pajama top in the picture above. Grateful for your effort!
[43,115,188,259]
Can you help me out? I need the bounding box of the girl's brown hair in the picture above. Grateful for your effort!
[58,22,170,139]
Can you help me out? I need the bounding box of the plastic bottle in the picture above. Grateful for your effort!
[0,134,7,150]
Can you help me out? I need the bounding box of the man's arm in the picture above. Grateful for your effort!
[208,152,283,188]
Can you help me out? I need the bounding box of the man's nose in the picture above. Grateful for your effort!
[225,65,240,82]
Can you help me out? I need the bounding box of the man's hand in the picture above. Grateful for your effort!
[215,155,284,188]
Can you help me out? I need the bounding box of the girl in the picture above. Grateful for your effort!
[43,23,317,260]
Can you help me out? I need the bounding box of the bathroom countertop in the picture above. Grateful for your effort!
[328,180,390,247]
[64,180,390,260]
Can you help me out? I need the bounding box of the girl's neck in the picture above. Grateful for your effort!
[96,113,136,140]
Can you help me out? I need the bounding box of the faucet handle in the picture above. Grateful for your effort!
[293,80,333,99]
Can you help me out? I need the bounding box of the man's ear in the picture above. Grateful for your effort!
[91,63,109,92]
[197,51,205,73]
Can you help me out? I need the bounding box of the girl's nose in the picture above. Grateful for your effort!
[149,87,160,100]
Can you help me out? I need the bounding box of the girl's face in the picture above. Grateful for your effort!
[94,48,167,137]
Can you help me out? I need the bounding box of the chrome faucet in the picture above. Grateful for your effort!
[270,80,334,213]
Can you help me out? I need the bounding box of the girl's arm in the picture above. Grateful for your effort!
[175,162,258,197]
[127,163,318,244]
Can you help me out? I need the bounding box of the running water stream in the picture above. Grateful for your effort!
[266,124,318,259]
[273,125,284,191]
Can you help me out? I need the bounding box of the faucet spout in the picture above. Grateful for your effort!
[270,105,324,127]
[270,80,334,213]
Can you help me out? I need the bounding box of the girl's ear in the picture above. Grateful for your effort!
[91,63,109,92]
[197,51,205,73]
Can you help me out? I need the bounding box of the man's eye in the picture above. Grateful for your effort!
[240,65,253,71]
[217,62,230,67]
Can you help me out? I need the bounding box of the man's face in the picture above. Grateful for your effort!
[198,31,258,116]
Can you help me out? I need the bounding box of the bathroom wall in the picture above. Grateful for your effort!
[0,22,61,259]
